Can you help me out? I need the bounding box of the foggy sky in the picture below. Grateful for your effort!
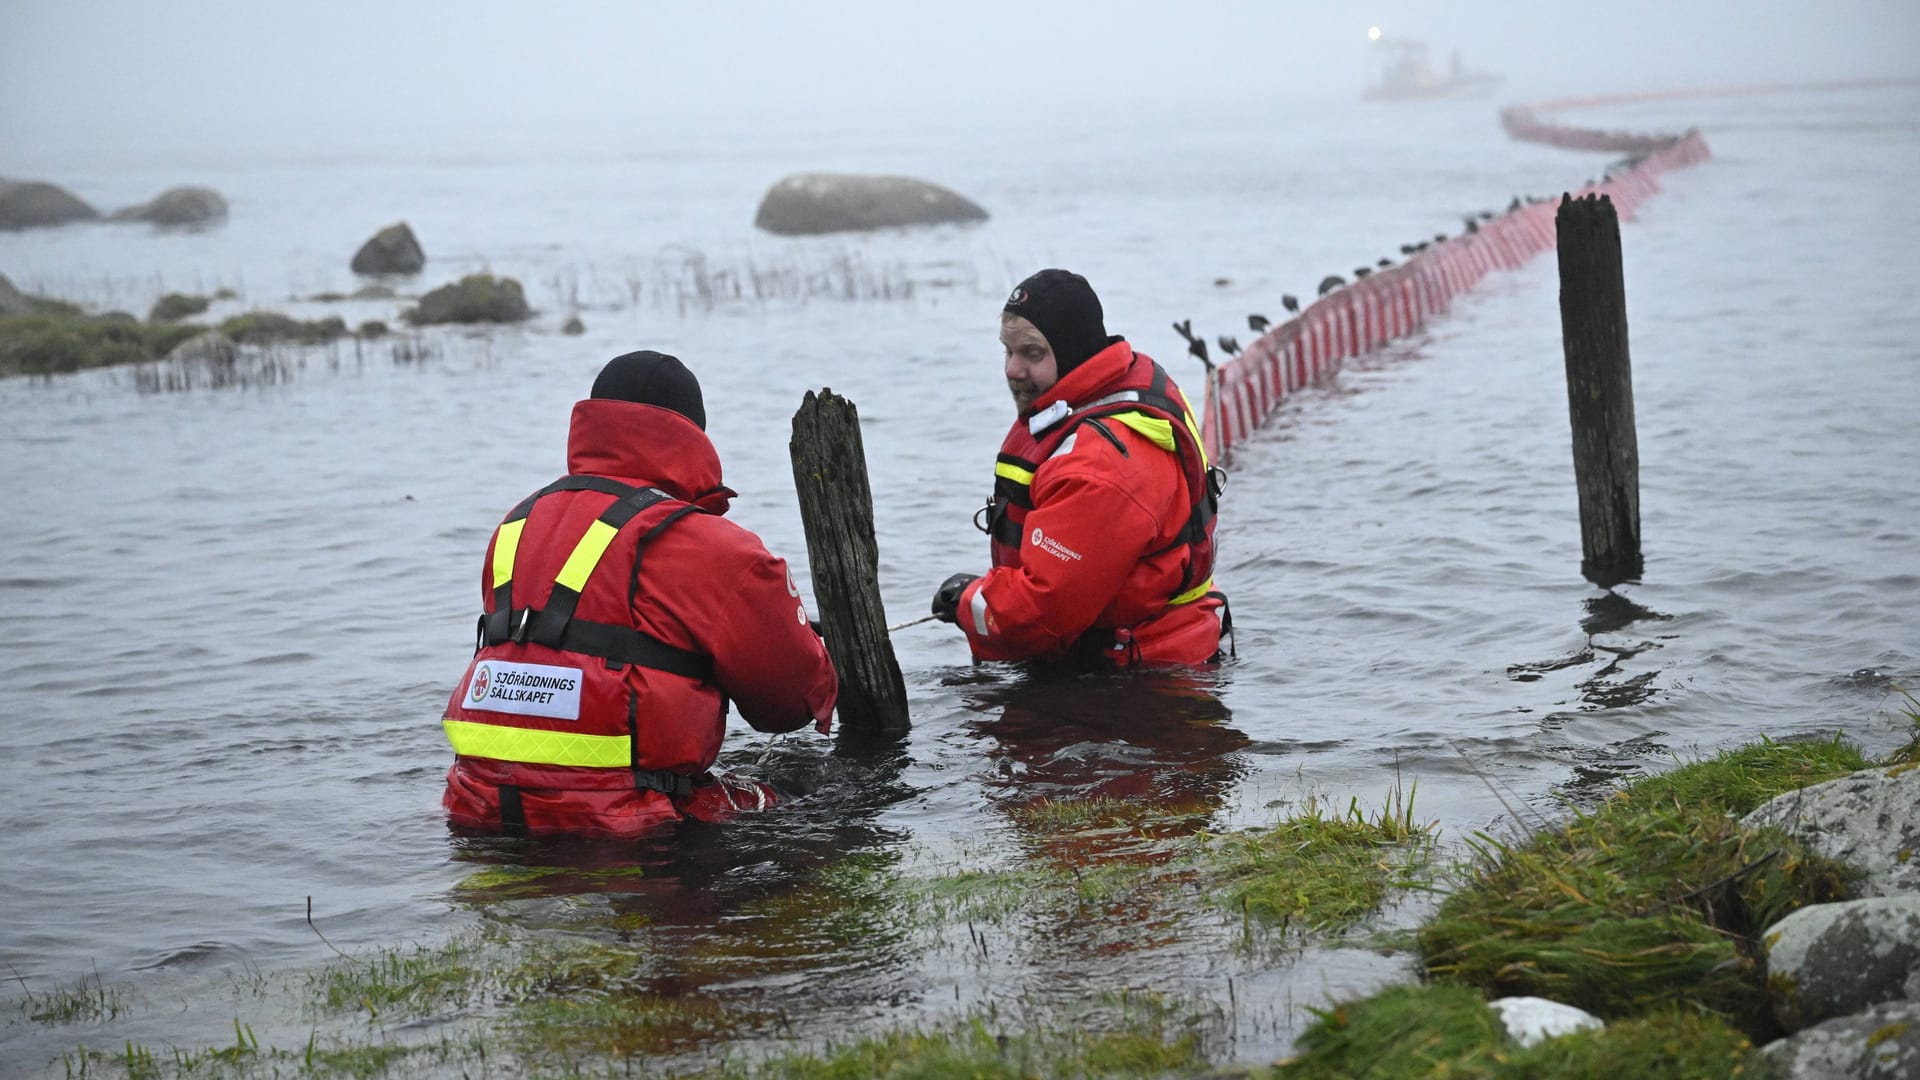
[3,0,1917,157]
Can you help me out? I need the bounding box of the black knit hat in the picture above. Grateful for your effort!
[590,350,706,430]
[1003,269,1110,375]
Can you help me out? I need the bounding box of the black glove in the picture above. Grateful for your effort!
[931,573,978,624]
[808,619,824,638]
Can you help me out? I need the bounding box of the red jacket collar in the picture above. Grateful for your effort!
[565,399,735,515]
[1027,338,1146,416]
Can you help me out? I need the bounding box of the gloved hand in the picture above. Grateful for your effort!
[930,573,979,624]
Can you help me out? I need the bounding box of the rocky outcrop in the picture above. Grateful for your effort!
[403,274,530,325]
[0,179,98,230]
[1757,1001,1920,1079]
[1743,764,1920,897]
[1487,997,1604,1048]
[351,222,426,275]
[1765,897,1920,1031]
[754,173,988,236]
[111,186,227,227]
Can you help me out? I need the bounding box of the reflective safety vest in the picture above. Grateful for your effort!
[441,475,717,796]
[981,360,1222,612]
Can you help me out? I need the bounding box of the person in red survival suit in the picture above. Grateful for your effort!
[930,269,1231,668]
[442,351,838,838]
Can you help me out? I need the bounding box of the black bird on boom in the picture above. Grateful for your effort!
[1353,267,1372,279]
[1377,257,1393,268]
[1217,335,1241,358]
[1171,319,1212,370]
[1247,314,1270,333]
[1282,294,1300,313]
[1317,276,1344,296]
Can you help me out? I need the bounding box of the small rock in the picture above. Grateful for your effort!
[754,172,987,236]
[111,186,227,227]
[357,320,389,338]
[350,284,397,301]
[1743,764,1920,898]
[561,314,585,335]
[1765,896,1920,1032]
[1758,1001,1920,1079]
[1487,996,1605,1048]
[0,178,99,229]
[351,222,427,275]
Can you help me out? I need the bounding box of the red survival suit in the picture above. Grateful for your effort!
[957,339,1228,667]
[442,398,838,838]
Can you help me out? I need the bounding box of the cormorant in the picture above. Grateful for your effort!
[1217,335,1241,358]
[1247,314,1271,333]
[1316,276,1344,296]
[1281,294,1300,313]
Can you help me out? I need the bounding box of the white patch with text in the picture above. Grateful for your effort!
[1028,526,1083,563]
[467,660,583,720]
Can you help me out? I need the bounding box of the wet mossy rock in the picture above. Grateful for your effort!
[1742,763,1920,898]
[110,186,228,227]
[0,178,99,230]
[1763,896,1920,1032]
[149,293,212,322]
[754,172,988,236]
[1758,1000,1920,1079]
[404,274,531,326]
[351,222,427,275]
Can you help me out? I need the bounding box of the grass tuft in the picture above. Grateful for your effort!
[1281,985,1758,1078]
[1201,787,1435,935]
[1419,738,1864,1037]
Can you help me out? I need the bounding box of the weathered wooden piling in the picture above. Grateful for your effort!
[1556,193,1643,587]
[789,389,909,733]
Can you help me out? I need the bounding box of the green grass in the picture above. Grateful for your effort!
[1888,690,1920,766]
[308,935,495,1021]
[700,1007,1201,1080]
[15,968,127,1024]
[1418,739,1863,1037]
[217,312,348,346]
[1200,788,1436,935]
[148,293,211,321]
[0,312,200,376]
[1278,984,1759,1079]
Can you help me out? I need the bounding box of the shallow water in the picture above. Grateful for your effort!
[2,87,1917,1073]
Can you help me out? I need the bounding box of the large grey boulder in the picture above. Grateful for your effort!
[1487,997,1604,1048]
[0,179,98,229]
[351,222,427,275]
[1742,764,1920,897]
[1757,1001,1920,1079]
[1765,896,1920,1031]
[111,186,227,227]
[754,172,988,236]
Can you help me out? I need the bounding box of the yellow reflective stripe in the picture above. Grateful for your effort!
[1109,411,1178,453]
[1169,577,1214,606]
[491,519,525,589]
[443,719,632,768]
[554,520,620,593]
[994,461,1035,486]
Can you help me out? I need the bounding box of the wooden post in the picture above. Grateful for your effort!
[1556,193,1643,587]
[789,389,910,733]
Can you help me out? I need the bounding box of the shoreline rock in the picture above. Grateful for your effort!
[110,186,228,227]
[0,178,99,230]
[754,172,988,236]
[351,222,427,276]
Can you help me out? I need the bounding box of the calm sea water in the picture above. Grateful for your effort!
[2,87,1916,1073]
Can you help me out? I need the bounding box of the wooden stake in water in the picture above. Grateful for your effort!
[789,389,910,733]
[1556,193,1643,588]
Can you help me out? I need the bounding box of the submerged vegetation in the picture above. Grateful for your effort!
[30,734,1909,1077]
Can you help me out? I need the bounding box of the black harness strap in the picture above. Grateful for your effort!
[479,476,711,682]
